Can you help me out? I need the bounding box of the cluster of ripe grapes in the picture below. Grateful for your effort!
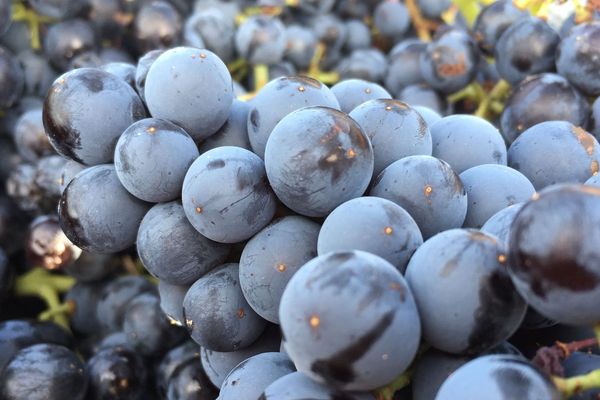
[1,0,600,399]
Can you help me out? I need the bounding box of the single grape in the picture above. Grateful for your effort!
[86,347,146,400]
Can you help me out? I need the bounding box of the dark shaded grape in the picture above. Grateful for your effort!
[43,68,147,165]
[157,341,199,395]
[0,46,24,109]
[158,281,188,325]
[134,49,164,102]
[508,184,600,325]
[507,121,600,190]
[481,203,524,245]
[183,263,266,351]
[0,343,87,400]
[13,108,54,162]
[62,251,115,283]
[65,280,106,335]
[235,15,287,65]
[43,19,96,71]
[25,215,81,270]
[385,39,426,96]
[556,21,600,96]
[86,346,146,400]
[59,165,151,253]
[330,79,390,114]
[133,1,182,54]
[344,19,371,51]
[495,17,559,85]
[262,371,374,400]
[100,62,136,87]
[144,47,233,141]
[373,0,410,38]
[280,250,421,391]
[240,215,320,323]
[473,0,528,55]
[183,9,235,63]
[370,155,467,239]
[17,49,57,98]
[182,146,277,243]
[29,0,84,19]
[166,358,217,400]
[199,99,251,153]
[138,201,230,285]
[500,73,589,144]
[337,48,387,83]
[284,25,317,70]
[420,28,480,94]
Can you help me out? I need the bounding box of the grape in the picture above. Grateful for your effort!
[86,347,146,400]
[144,47,233,141]
[13,108,53,163]
[0,319,73,372]
[385,39,426,96]
[114,118,199,202]
[330,79,390,114]
[183,263,266,351]
[349,99,432,176]
[199,99,252,153]
[28,0,84,19]
[5,164,45,212]
[0,1,11,36]
[473,0,529,55]
[417,0,452,19]
[235,15,287,65]
[481,203,525,245]
[406,229,526,354]
[430,114,507,174]
[43,68,146,165]
[373,0,410,38]
[43,19,96,71]
[182,146,277,243]
[279,250,421,391]
[562,352,600,400]
[435,355,560,400]
[134,49,164,102]
[0,343,88,400]
[265,106,374,217]
[25,215,81,270]
[17,49,58,98]
[508,121,600,190]
[248,76,340,158]
[420,28,480,94]
[459,165,535,228]
[183,9,236,63]
[310,14,346,55]
[556,21,600,96]
[93,332,133,354]
[239,216,319,323]
[96,275,156,333]
[398,84,447,114]
[58,165,151,253]
[138,201,229,285]
[412,349,470,400]
[370,155,467,239]
[35,155,68,199]
[62,251,115,283]
[344,19,371,51]
[65,281,106,335]
[500,73,589,144]
[413,105,442,126]
[200,324,281,388]
[262,371,375,400]
[494,17,559,85]
[156,341,199,395]
[158,281,188,325]
[167,358,218,400]
[99,62,136,87]
[0,46,24,109]
[337,48,387,83]
[284,25,317,70]
[218,352,295,400]
[317,196,422,272]
[133,1,182,55]
[508,184,600,325]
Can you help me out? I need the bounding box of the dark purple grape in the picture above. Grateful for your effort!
[344,19,371,51]
[43,19,96,71]
[17,49,57,98]
[199,99,251,153]
[0,46,24,109]
[473,0,528,55]
[420,28,480,94]
[100,62,136,87]
[166,358,217,400]
[235,15,287,65]
[59,165,151,253]
[158,281,188,325]
[25,215,81,270]
[183,9,236,63]
[385,39,426,96]
[500,73,589,144]
[156,341,199,395]
[134,49,164,102]
[86,347,146,400]
[337,48,387,83]
[495,16,559,85]
[284,25,317,70]
[398,84,447,114]
[373,0,410,38]
[64,280,106,335]
[556,21,600,96]
[265,106,374,217]
[137,201,230,285]
[133,1,182,55]
[0,343,87,400]
[43,68,147,165]
[13,108,54,163]
[508,184,600,326]
[262,371,374,400]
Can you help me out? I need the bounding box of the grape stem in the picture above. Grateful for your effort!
[14,268,75,331]
[253,64,269,92]
[11,1,54,50]
[447,82,486,104]
[554,369,600,397]
[405,0,434,42]
[474,79,511,119]
[307,43,340,85]
[374,366,414,400]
